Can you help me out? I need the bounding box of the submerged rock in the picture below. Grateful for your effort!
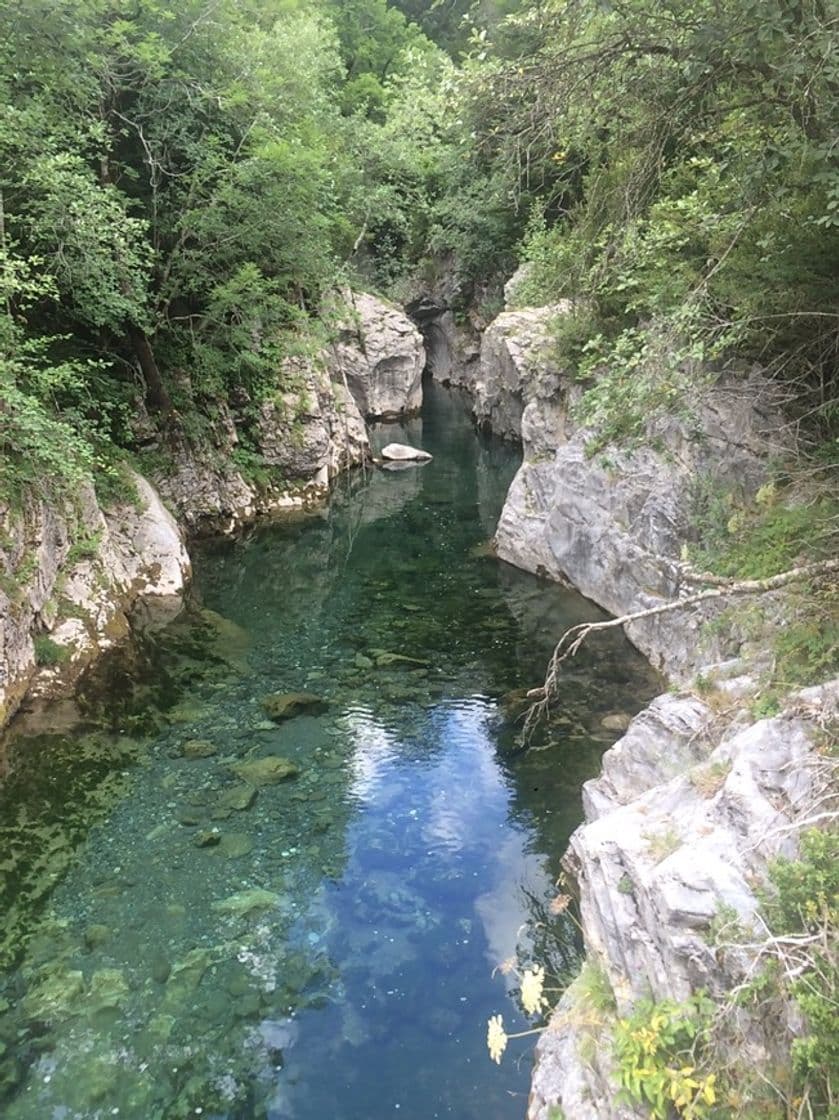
[212,888,280,917]
[216,784,258,813]
[87,968,130,1014]
[166,948,214,1001]
[214,832,254,859]
[22,967,85,1022]
[261,691,325,721]
[180,738,217,759]
[230,756,300,786]
[600,712,632,732]
[83,924,111,951]
[370,649,429,668]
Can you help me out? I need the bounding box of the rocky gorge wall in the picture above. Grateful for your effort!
[417,283,835,1118]
[0,292,424,732]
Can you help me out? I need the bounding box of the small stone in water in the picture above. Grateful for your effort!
[261,692,325,722]
[180,739,217,759]
[601,712,632,732]
[230,756,299,786]
[83,924,111,950]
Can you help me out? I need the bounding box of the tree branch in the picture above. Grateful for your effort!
[525,558,839,738]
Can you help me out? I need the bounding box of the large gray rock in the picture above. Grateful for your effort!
[331,291,425,419]
[473,307,570,440]
[484,304,784,677]
[257,361,368,487]
[1,473,190,726]
[528,681,838,1120]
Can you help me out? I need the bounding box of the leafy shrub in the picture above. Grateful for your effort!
[614,994,718,1119]
[764,829,839,1114]
[32,635,69,667]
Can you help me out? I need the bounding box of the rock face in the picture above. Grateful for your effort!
[405,259,489,391]
[156,362,369,535]
[332,291,425,420]
[481,304,783,676]
[155,292,422,534]
[467,293,820,1120]
[528,681,837,1120]
[0,473,190,728]
[473,306,570,439]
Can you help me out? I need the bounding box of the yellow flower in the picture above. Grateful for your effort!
[549,893,572,916]
[487,1014,508,1064]
[520,965,546,1015]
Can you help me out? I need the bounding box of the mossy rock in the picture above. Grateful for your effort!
[22,966,85,1022]
[180,739,217,759]
[87,968,130,1014]
[165,948,214,1003]
[83,923,111,951]
[216,784,258,812]
[213,832,254,859]
[369,649,429,668]
[601,712,632,732]
[229,756,299,786]
[261,691,326,721]
[211,888,280,917]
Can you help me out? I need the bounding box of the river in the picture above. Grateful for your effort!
[0,383,658,1119]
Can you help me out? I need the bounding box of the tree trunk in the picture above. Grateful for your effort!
[129,326,172,415]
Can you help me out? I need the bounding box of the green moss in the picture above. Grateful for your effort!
[32,635,69,667]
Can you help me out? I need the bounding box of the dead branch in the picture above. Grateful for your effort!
[525,557,839,738]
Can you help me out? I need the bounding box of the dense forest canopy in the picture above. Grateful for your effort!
[0,0,837,505]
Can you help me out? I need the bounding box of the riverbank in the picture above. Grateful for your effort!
[417,287,837,1119]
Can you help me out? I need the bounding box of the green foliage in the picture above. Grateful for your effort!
[773,608,839,688]
[0,0,435,501]
[689,761,732,799]
[66,529,103,566]
[453,0,839,453]
[689,481,839,581]
[643,825,681,864]
[32,635,69,668]
[764,829,839,1113]
[614,994,719,1119]
[576,959,616,1017]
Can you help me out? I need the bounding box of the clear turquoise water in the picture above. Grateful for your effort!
[0,384,658,1119]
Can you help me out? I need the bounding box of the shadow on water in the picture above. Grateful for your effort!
[0,383,660,1119]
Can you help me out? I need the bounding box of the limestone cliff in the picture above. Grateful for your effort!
[153,291,424,534]
[468,294,831,1119]
[0,475,190,729]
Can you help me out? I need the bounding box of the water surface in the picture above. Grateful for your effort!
[0,384,658,1119]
